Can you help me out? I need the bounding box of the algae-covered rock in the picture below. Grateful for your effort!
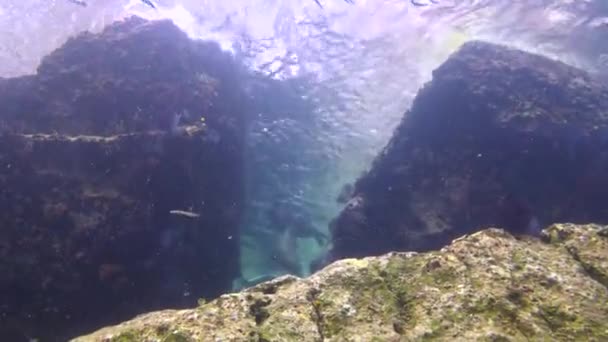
[328,40,608,262]
[73,223,608,341]
[0,17,246,341]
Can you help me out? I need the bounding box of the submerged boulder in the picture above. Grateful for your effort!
[73,223,608,341]
[0,17,246,341]
[329,41,608,261]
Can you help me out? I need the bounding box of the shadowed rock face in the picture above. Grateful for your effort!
[73,223,608,341]
[328,41,608,262]
[0,17,246,341]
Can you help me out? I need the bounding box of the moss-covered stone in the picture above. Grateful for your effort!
[109,331,139,342]
[544,223,608,290]
[74,224,608,341]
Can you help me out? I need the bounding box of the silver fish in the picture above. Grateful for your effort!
[67,0,87,6]
[169,210,200,218]
[141,0,156,9]
[411,0,439,6]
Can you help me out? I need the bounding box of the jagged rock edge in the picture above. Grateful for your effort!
[564,245,608,292]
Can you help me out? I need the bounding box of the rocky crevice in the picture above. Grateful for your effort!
[306,287,326,342]
[543,224,608,293]
[565,245,608,292]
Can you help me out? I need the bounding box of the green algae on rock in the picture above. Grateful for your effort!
[73,223,608,341]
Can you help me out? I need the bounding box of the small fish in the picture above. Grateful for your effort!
[169,210,200,218]
[411,0,439,6]
[67,0,87,6]
[316,0,354,8]
[141,0,156,9]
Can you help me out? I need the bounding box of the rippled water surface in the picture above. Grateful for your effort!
[2,0,607,285]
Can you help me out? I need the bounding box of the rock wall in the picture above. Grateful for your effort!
[73,223,608,341]
[0,17,246,341]
[328,41,608,261]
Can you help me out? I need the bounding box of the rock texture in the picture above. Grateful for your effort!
[73,223,608,341]
[0,17,246,341]
[329,41,608,261]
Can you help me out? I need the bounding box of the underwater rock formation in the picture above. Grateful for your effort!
[73,223,608,341]
[0,17,246,341]
[329,40,608,261]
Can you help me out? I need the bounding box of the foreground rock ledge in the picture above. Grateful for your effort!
[74,223,608,341]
